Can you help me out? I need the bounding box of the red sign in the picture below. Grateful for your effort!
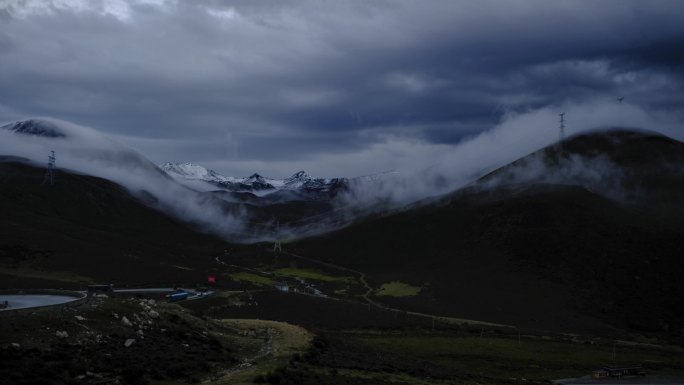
[207,275,216,284]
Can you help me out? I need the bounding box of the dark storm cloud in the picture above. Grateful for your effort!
[0,0,683,177]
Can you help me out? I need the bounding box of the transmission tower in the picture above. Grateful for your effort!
[273,220,282,253]
[43,150,56,185]
[558,113,566,143]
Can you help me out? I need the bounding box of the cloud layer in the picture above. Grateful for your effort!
[0,118,250,239]
[0,0,683,178]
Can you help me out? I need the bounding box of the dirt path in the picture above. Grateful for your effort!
[207,319,312,384]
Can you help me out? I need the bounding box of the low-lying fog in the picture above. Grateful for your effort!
[1,98,680,242]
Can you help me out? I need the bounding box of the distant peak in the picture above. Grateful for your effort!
[290,170,310,179]
[1,119,67,138]
[161,162,208,171]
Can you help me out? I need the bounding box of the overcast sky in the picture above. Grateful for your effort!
[1,0,683,178]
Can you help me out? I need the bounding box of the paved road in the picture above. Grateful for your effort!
[113,288,213,302]
[114,288,195,294]
[0,294,82,311]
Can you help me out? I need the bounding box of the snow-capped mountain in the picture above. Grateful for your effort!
[161,163,281,192]
[161,162,347,194]
[161,162,242,184]
[283,170,327,189]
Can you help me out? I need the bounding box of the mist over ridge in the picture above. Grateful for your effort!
[1,97,681,243]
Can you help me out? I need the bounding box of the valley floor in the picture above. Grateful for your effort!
[2,286,684,385]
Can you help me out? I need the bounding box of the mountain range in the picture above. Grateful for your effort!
[1,118,684,338]
[160,162,347,196]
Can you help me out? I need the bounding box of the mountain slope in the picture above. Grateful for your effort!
[0,158,230,287]
[0,119,258,242]
[291,129,684,336]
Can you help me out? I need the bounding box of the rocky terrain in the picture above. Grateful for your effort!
[0,296,237,385]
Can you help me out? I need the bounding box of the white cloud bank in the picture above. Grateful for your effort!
[0,98,680,242]
[0,118,250,239]
[339,98,682,209]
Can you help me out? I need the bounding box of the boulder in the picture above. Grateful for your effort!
[55,330,69,338]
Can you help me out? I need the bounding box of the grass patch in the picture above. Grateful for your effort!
[274,268,353,283]
[223,319,313,358]
[354,333,684,381]
[0,267,93,283]
[229,272,277,286]
[215,319,313,385]
[306,366,454,385]
[375,281,421,297]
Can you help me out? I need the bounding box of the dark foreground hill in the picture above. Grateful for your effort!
[0,157,229,288]
[292,130,684,336]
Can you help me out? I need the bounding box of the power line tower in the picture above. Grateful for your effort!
[43,150,56,185]
[558,112,566,143]
[273,220,282,253]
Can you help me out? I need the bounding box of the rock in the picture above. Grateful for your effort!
[121,316,132,327]
[124,339,136,348]
[75,315,86,321]
[136,329,144,336]
[10,343,20,349]
[147,299,156,305]
[148,310,159,319]
[55,330,69,338]
[112,312,119,319]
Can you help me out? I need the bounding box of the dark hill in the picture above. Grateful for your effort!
[291,130,684,336]
[0,158,229,288]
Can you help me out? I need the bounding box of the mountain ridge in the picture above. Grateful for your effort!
[289,128,684,335]
[160,162,343,193]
